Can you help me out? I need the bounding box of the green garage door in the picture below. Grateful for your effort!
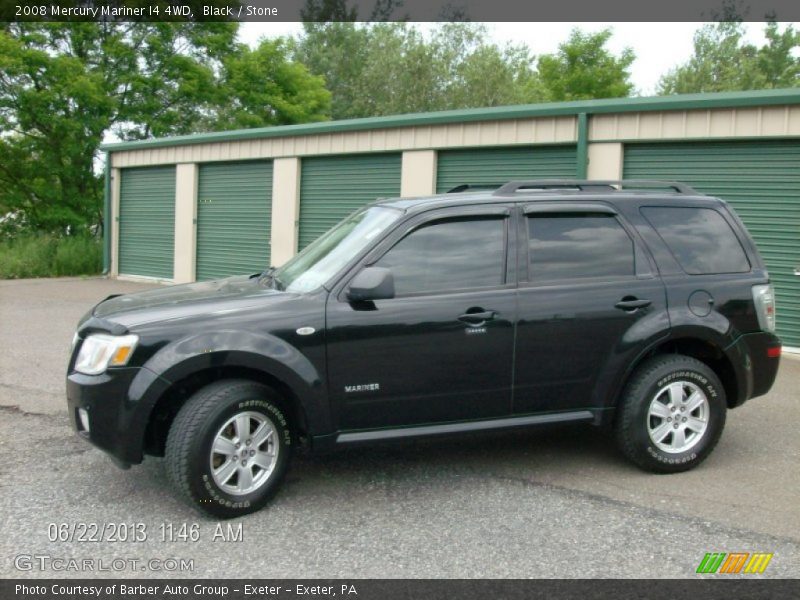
[196,161,272,281]
[299,153,401,249]
[436,145,578,193]
[624,141,800,347]
[118,166,175,279]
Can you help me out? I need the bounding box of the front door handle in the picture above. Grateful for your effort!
[458,310,497,325]
[615,298,652,311]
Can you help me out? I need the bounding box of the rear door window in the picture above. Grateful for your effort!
[527,214,635,282]
[641,206,750,275]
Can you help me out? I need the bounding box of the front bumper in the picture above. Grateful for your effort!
[66,366,168,467]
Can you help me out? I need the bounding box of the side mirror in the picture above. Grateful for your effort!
[346,267,395,302]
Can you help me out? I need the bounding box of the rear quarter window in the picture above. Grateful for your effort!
[641,206,750,275]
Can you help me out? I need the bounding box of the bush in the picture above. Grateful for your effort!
[0,234,102,279]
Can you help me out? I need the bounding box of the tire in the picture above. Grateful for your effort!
[615,355,726,473]
[165,379,293,518]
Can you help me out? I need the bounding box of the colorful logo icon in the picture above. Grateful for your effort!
[696,552,773,574]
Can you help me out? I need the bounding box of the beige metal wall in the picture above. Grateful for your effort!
[110,168,121,277]
[587,143,623,180]
[110,116,578,168]
[173,164,198,283]
[590,105,800,141]
[401,150,437,197]
[110,104,800,282]
[270,158,301,267]
[110,105,800,170]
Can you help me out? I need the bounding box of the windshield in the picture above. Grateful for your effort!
[274,206,402,293]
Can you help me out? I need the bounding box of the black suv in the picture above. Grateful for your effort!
[66,180,782,517]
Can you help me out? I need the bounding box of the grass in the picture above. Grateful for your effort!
[0,234,102,279]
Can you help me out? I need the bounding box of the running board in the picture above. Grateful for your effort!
[336,410,594,444]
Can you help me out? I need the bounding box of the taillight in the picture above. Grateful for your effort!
[752,284,776,333]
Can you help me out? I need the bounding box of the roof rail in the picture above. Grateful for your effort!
[446,183,503,193]
[493,179,699,196]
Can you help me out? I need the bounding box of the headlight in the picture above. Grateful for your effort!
[74,333,139,375]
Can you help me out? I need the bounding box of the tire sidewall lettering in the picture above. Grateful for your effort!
[198,396,290,509]
[201,474,252,508]
[238,399,288,426]
[656,371,717,398]
[617,357,727,473]
[646,368,721,464]
[167,381,294,518]
[646,446,698,464]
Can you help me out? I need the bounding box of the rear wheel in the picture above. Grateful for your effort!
[165,380,292,518]
[615,355,726,473]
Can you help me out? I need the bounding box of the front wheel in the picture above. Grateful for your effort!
[615,355,726,473]
[165,380,293,518]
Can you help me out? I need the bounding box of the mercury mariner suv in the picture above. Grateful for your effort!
[66,180,781,517]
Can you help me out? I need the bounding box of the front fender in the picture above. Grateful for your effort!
[123,330,328,461]
[144,329,321,390]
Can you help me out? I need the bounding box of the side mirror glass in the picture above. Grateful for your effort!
[346,267,395,302]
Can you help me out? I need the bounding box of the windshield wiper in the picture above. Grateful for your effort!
[257,266,286,291]
[257,266,277,286]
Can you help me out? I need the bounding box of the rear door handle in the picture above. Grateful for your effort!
[458,310,496,325]
[615,298,651,311]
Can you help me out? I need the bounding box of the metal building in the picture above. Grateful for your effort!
[101,89,800,348]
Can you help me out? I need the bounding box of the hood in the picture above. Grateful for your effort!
[91,275,285,328]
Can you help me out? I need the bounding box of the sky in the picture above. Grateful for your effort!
[238,22,785,95]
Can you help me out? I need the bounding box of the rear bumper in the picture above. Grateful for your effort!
[729,331,781,407]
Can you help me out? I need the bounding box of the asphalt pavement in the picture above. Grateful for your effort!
[0,277,798,578]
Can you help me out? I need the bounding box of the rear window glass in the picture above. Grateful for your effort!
[641,207,750,275]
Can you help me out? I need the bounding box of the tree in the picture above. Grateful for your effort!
[293,22,372,119]
[537,29,635,101]
[657,21,800,94]
[292,0,403,120]
[758,21,800,88]
[429,23,545,109]
[294,21,546,119]
[0,23,330,234]
[213,39,330,130]
[300,0,359,21]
